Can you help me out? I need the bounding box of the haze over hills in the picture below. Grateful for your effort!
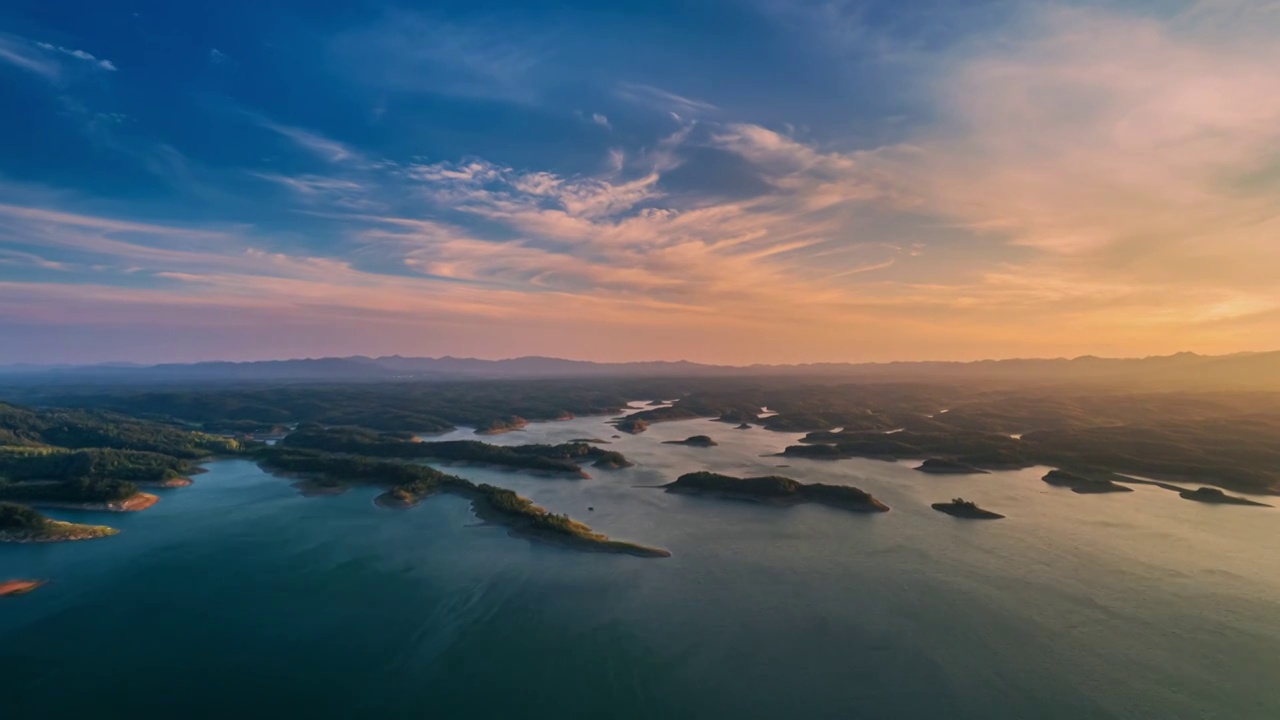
[2,351,1278,390]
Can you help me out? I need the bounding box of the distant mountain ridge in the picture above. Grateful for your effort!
[2,350,1279,390]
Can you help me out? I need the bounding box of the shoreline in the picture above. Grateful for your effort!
[136,477,194,489]
[0,579,47,597]
[932,502,1005,520]
[31,492,160,513]
[364,481,670,557]
[1,519,119,543]
[463,488,671,558]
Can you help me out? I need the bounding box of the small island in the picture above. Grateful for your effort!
[915,458,990,475]
[736,423,753,430]
[1042,469,1134,494]
[612,418,649,434]
[1,579,47,597]
[474,416,529,435]
[663,435,718,447]
[1178,487,1270,507]
[932,498,1005,520]
[0,502,119,543]
[591,454,635,469]
[663,471,889,514]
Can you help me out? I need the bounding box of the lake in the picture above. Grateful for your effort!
[3,403,1278,719]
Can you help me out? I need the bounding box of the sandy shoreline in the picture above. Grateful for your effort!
[32,492,160,513]
[136,477,194,489]
[0,579,47,597]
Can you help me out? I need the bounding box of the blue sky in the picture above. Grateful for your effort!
[2,0,1278,364]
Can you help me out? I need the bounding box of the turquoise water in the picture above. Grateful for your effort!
[3,404,1279,719]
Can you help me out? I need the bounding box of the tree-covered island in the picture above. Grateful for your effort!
[663,471,889,513]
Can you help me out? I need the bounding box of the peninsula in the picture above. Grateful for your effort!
[0,502,119,543]
[257,448,669,557]
[0,476,162,511]
[1042,469,1134,494]
[1178,487,1271,507]
[916,458,990,475]
[663,471,889,514]
[475,416,529,435]
[280,427,632,476]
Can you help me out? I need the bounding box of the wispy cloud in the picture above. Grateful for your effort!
[615,82,717,120]
[6,2,1280,363]
[0,34,60,79]
[330,11,546,104]
[250,115,362,164]
[36,42,117,71]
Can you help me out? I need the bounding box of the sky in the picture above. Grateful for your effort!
[2,0,1279,365]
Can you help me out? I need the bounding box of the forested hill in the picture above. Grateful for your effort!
[2,351,1280,390]
[0,402,245,506]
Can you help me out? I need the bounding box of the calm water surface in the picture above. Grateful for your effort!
[3,403,1278,719]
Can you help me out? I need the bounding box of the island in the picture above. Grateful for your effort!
[1042,469,1134,494]
[474,416,528,435]
[257,449,669,557]
[778,443,849,460]
[0,502,119,543]
[663,435,718,447]
[1178,487,1271,507]
[612,418,649,434]
[1,579,47,597]
[736,423,753,430]
[915,458,990,475]
[932,498,1005,519]
[662,471,889,514]
[591,454,635,469]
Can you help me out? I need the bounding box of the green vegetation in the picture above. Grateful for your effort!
[0,501,118,542]
[6,375,1279,496]
[0,401,241,458]
[0,476,139,505]
[0,447,193,484]
[475,416,529,434]
[0,501,46,532]
[256,448,667,556]
[279,427,631,475]
[0,401,240,507]
[15,380,671,435]
[664,471,889,513]
[613,418,649,434]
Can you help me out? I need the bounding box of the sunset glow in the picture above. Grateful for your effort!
[2,1,1278,364]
